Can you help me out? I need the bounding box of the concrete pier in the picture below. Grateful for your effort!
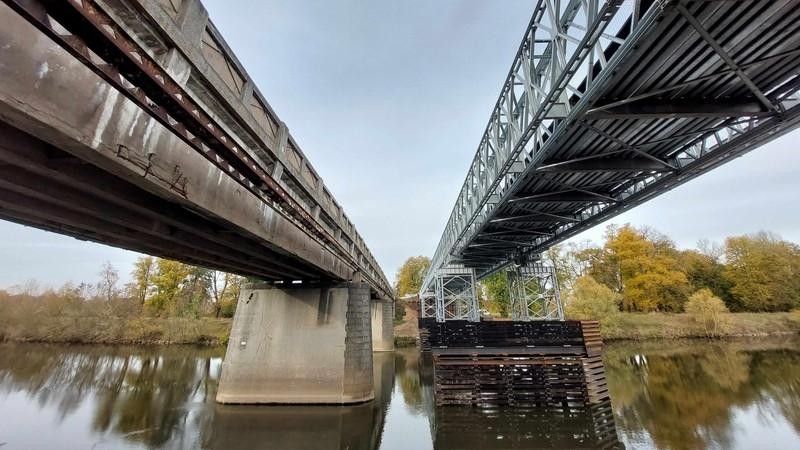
[216,282,374,404]
[371,297,395,352]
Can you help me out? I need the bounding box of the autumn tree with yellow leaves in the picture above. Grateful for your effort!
[394,256,431,297]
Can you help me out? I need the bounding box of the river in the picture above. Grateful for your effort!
[0,337,798,449]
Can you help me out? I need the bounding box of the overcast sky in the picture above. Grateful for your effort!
[1,0,799,289]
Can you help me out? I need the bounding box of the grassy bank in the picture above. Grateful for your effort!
[391,310,800,345]
[3,304,797,347]
[0,315,232,346]
[601,311,800,341]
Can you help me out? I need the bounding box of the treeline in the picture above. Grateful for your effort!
[484,225,800,315]
[1,257,245,319]
[127,256,244,318]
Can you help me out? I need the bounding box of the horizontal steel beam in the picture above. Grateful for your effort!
[537,157,671,172]
[509,190,614,204]
[585,101,770,119]
[490,211,579,224]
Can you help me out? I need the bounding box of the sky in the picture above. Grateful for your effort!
[1,0,799,290]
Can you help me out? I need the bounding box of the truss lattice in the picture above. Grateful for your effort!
[508,263,563,321]
[434,266,479,322]
[421,0,800,292]
[420,292,437,319]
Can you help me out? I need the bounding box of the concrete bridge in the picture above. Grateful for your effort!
[421,0,800,322]
[0,0,393,404]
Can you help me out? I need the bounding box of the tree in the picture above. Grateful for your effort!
[172,265,211,318]
[147,259,192,315]
[394,256,431,296]
[543,241,601,296]
[685,288,730,337]
[482,271,510,317]
[590,224,690,312]
[210,271,242,318]
[723,232,800,312]
[129,256,155,305]
[97,261,120,302]
[564,275,620,322]
[544,245,572,294]
[679,249,734,309]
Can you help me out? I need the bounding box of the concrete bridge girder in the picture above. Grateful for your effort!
[0,4,355,283]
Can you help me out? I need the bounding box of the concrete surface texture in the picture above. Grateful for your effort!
[216,283,374,404]
[371,298,395,352]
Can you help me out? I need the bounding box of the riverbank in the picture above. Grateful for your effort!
[0,316,231,346]
[2,309,797,347]
[601,311,800,340]
[392,310,800,346]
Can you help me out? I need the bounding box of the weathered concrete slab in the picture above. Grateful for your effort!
[216,283,374,404]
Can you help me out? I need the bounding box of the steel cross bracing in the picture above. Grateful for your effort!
[420,293,437,320]
[2,0,392,297]
[433,265,479,322]
[508,262,564,321]
[421,0,800,295]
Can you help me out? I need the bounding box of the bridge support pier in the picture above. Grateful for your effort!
[434,265,479,322]
[508,262,564,321]
[216,282,374,405]
[371,297,394,352]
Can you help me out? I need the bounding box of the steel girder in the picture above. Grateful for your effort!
[421,0,800,292]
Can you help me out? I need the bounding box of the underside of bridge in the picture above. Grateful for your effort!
[0,122,337,283]
[422,0,800,317]
[0,0,393,404]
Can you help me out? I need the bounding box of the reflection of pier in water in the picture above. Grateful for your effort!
[412,323,624,449]
[431,402,621,449]
[206,352,395,450]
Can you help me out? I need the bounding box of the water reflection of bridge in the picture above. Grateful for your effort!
[206,352,395,450]
[407,350,622,449]
[2,340,799,448]
[0,344,394,450]
[431,403,620,449]
[167,350,398,450]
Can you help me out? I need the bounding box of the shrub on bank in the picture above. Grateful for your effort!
[685,288,731,338]
[564,276,620,324]
[394,336,417,348]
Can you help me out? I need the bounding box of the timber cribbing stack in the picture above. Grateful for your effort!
[418,318,610,408]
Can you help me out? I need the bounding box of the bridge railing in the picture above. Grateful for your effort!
[143,0,390,293]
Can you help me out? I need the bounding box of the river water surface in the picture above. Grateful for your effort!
[0,337,798,449]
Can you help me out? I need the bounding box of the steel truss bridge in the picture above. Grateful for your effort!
[421,0,800,321]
